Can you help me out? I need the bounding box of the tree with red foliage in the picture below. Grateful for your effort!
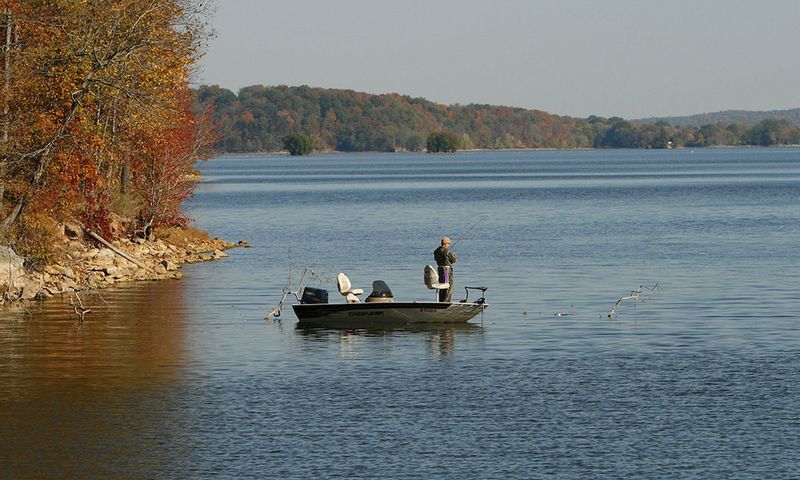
[0,0,215,250]
[131,96,217,237]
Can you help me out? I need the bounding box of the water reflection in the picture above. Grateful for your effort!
[0,281,190,479]
[294,322,485,358]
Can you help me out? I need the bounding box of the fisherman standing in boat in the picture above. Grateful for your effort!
[434,236,457,302]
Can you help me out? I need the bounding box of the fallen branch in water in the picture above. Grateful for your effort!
[67,290,91,323]
[608,283,660,318]
[265,266,328,321]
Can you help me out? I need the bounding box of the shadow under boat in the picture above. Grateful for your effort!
[294,320,486,337]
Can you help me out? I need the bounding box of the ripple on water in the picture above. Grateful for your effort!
[2,149,800,478]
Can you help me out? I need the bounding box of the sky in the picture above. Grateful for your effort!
[197,0,800,119]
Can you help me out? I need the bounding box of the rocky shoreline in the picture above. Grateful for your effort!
[0,226,241,306]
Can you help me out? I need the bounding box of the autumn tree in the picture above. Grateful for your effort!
[131,96,217,238]
[0,0,214,252]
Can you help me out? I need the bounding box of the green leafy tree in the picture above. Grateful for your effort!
[283,133,314,156]
[426,131,461,153]
[405,132,425,151]
[744,119,800,146]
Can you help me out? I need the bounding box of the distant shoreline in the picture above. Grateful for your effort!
[212,144,800,157]
[198,85,800,154]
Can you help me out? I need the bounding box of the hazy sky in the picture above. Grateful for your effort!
[198,0,800,119]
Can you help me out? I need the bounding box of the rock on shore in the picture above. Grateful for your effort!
[0,232,236,305]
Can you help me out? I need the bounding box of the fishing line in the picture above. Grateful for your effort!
[451,214,490,248]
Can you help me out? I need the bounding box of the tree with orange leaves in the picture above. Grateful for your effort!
[0,0,215,258]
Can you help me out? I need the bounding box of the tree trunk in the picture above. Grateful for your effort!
[2,9,10,144]
[120,161,129,193]
[0,9,11,208]
[85,228,150,271]
[0,200,22,233]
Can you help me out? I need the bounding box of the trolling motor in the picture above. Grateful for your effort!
[463,286,487,304]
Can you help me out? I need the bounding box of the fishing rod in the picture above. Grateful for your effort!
[451,214,490,248]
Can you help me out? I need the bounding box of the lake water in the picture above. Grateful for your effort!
[1,148,799,479]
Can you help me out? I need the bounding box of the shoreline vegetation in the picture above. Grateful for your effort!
[221,143,800,157]
[197,85,800,154]
[0,2,227,311]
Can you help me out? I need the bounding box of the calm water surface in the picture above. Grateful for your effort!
[1,149,799,479]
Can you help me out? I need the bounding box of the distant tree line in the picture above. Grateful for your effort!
[195,85,800,153]
[636,108,800,128]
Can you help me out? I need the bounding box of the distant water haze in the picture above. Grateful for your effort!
[199,0,800,119]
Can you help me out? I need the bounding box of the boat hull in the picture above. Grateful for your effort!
[292,301,487,327]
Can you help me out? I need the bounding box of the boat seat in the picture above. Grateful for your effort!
[365,280,394,303]
[424,265,450,290]
[337,272,363,304]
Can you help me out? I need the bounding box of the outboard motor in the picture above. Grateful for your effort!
[300,287,328,304]
[365,280,394,303]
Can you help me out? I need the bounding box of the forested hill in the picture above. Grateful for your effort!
[196,84,586,152]
[635,108,800,128]
[196,85,800,152]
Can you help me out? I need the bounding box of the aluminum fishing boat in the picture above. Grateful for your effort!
[270,266,488,327]
[292,300,487,327]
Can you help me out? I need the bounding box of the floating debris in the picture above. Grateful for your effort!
[608,284,660,318]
